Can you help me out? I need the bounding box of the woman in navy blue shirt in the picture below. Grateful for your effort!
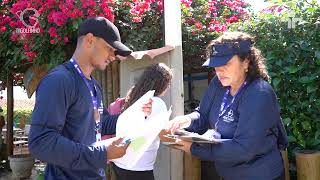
[164,32,288,180]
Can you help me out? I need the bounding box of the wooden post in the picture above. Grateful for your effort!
[111,61,120,101]
[295,150,320,180]
[6,72,14,156]
[184,153,201,180]
[281,150,290,180]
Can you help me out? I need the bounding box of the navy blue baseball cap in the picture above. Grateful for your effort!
[202,40,252,67]
[78,17,132,56]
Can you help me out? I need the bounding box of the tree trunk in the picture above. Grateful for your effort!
[6,72,14,156]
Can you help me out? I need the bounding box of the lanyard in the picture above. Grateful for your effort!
[69,58,102,141]
[215,81,247,130]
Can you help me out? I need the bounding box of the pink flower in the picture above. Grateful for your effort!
[188,18,196,24]
[195,22,203,29]
[63,36,69,44]
[25,51,37,62]
[76,9,84,18]
[68,11,78,19]
[48,27,58,38]
[50,39,55,44]
[10,33,18,41]
[9,21,17,28]
[132,17,142,23]
[29,18,37,26]
[103,7,115,22]
[47,11,55,23]
[11,1,28,14]
[38,7,44,14]
[52,12,68,26]
[66,0,75,9]
[220,25,227,32]
[181,0,192,8]
[15,20,24,28]
[24,44,30,51]
[46,0,58,7]
[157,1,163,13]
[25,51,37,58]
[207,24,215,31]
[191,29,197,35]
[0,26,7,32]
[227,16,239,23]
[4,16,12,23]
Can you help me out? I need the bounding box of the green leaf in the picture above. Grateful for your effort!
[315,130,320,139]
[315,51,320,59]
[302,121,311,131]
[272,78,281,88]
[288,66,299,74]
[307,85,318,93]
[299,76,311,83]
[288,135,296,143]
[282,118,291,125]
[316,59,320,66]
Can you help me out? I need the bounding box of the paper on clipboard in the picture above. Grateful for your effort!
[166,129,231,144]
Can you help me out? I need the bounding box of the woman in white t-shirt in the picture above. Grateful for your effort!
[111,63,172,180]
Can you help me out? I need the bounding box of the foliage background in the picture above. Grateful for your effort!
[0,0,247,89]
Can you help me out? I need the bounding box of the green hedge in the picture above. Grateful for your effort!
[1,108,32,127]
[231,1,320,152]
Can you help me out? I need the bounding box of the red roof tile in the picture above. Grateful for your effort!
[117,45,175,61]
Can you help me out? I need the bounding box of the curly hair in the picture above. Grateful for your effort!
[121,63,173,112]
[207,31,270,82]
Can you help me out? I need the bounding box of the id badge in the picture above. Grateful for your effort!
[96,133,101,142]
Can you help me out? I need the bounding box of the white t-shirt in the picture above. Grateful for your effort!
[114,96,167,171]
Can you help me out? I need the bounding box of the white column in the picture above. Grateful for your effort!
[165,1,184,180]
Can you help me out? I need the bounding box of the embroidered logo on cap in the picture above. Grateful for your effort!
[211,46,218,56]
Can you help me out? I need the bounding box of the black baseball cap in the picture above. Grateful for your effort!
[78,17,132,56]
[203,40,252,67]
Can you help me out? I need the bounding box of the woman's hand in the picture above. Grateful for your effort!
[165,115,192,134]
[142,99,153,117]
[171,139,192,154]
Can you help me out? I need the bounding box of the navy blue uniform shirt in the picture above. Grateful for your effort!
[29,62,118,180]
[186,76,286,180]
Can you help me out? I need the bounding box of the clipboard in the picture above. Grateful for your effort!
[163,129,231,144]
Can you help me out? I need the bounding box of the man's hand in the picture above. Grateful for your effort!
[159,129,177,142]
[142,99,153,117]
[106,137,129,160]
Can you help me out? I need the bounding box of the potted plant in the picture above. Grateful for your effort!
[9,153,35,179]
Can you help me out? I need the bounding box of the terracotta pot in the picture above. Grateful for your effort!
[9,154,35,179]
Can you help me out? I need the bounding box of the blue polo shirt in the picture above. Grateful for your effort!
[186,76,287,180]
[29,61,118,180]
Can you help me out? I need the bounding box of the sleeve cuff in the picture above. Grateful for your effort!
[96,145,107,168]
[186,112,200,121]
[190,143,200,156]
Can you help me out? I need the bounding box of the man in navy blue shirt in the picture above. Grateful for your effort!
[29,17,152,180]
